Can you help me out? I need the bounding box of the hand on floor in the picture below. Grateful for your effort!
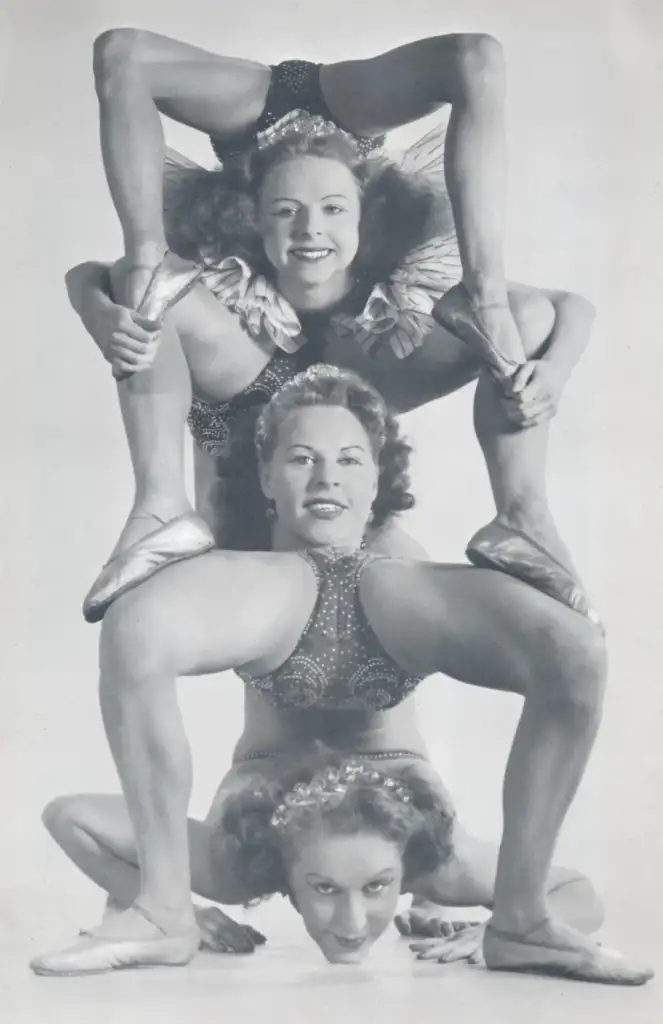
[194,906,267,954]
[409,922,486,964]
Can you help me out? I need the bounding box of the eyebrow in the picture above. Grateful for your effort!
[269,193,351,204]
[287,444,367,453]
[305,870,395,883]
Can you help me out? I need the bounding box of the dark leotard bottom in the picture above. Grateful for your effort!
[209,59,385,163]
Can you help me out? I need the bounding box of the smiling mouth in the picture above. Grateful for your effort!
[290,248,333,261]
[333,936,367,950]
[304,500,347,519]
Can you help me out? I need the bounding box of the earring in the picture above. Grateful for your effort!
[266,499,277,520]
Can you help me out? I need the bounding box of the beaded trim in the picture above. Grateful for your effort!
[236,749,427,764]
[270,759,413,831]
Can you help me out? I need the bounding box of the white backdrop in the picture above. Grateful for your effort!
[1,0,662,959]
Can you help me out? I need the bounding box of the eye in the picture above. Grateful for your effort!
[339,455,362,466]
[289,453,314,466]
[323,204,344,215]
[273,207,297,219]
[313,883,338,896]
[363,880,390,896]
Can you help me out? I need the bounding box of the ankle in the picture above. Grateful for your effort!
[462,274,509,308]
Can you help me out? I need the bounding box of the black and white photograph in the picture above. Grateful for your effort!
[2,1,661,1021]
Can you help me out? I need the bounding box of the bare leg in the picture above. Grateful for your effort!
[93,29,270,304]
[322,35,526,366]
[110,317,194,554]
[93,28,524,364]
[400,829,604,939]
[29,795,265,972]
[362,563,651,982]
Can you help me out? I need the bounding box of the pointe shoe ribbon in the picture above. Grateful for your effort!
[466,522,603,628]
[483,924,654,985]
[30,908,200,976]
[83,512,215,624]
[434,282,522,384]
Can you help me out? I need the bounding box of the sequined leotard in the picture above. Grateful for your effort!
[209,60,385,163]
[236,547,424,711]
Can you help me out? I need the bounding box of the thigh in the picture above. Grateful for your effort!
[360,560,593,692]
[323,322,479,415]
[104,550,318,679]
[321,36,460,134]
[55,794,228,903]
[171,286,275,403]
[126,30,271,137]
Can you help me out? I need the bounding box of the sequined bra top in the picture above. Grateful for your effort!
[236,548,424,711]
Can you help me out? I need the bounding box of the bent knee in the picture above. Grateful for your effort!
[93,28,144,83]
[509,289,556,357]
[42,794,88,838]
[452,33,505,86]
[100,588,176,679]
[539,619,607,714]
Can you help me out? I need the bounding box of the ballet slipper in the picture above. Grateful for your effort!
[466,522,603,629]
[483,924,654,986]
[30,905,200,977]
[83,512,214,624]
[113,250,205,381]
[136,249,205,322]
[434,282,522,384]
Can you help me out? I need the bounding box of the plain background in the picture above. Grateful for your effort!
[1,0,662,1018]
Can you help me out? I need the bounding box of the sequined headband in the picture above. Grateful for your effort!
[255,109,359,154]
[270,759,412,832]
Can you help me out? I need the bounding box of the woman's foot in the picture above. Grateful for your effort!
[30,905,200,977]
[484,917,653,985]
[466,519,602,627]
[434,283,525,384]
[83,512,215,624]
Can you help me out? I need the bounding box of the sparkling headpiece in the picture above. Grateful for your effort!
[270,759,412,832]
[255,109,359,154]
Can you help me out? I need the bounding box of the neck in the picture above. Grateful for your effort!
[277,268,355,311]
[271,523,364,554]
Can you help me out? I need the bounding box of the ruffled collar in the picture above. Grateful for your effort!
[200,233,462,361]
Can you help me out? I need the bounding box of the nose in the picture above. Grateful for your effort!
[294,206,323,238]
[309,457,340,491]
[334,894,368,938]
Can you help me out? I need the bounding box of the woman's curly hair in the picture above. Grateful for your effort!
[211,365,414,549]
[165,128,453,288]
[213,742,455,904]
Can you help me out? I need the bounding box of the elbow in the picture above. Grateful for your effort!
[93,28,144,95]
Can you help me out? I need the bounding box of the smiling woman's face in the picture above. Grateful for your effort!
[287,828,404,963]
[260,403,379,552]
[257,155,362,294]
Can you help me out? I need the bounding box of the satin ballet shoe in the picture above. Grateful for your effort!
[83,512,215,624]
[137,249,205,322]
[434,282,523,384]
[466,522,603,628]
[483,925,654,985]
[113,250,205,381]
[30,908,200,976]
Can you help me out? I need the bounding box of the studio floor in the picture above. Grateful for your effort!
[4,898,661,1023]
